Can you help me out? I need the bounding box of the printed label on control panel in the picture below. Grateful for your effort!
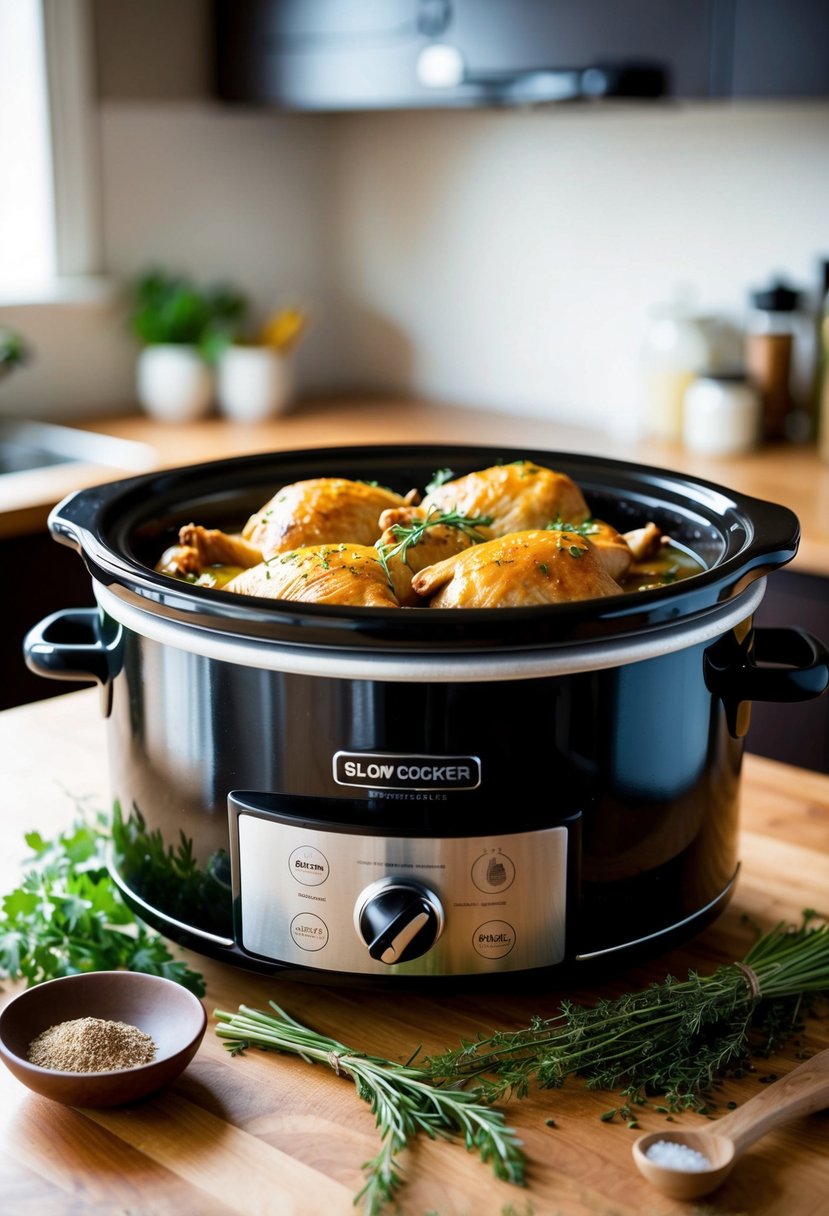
[290,913,329,951]
[289,845,329,887]
[333,751,481,792]
[473,920,516,959]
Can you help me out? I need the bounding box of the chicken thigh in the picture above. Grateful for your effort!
[412,529,623,608]
[242,478,411,558]
[421,461,590,536]
[225,543,399,608]
[376,505,494,606]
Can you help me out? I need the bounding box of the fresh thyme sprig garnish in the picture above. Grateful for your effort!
[424,912,829,1111]
[376,505,493,583]
[214,1001,524,1215]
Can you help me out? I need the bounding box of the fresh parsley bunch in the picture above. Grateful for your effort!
[0,809,204,995]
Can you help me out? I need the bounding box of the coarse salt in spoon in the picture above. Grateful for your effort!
[632,1046,829,1200]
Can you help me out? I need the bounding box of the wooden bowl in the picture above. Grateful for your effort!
[0,971,207,1108]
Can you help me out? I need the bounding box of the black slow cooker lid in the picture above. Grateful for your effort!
[49,443,800,654]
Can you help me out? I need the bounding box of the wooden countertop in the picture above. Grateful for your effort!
[1,689,827,1215]
[1,395,828,577]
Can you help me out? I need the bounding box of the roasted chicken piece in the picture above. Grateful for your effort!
[575,520,634,582]
[561,520,665,583]
[412,529,623,608]
[157,524,263,573]
[623,521,664,563]
[242,478,412,558]
[376,505,494,606]
[156,524,264,586]
[421,461,590,537]
[225,543,399,608]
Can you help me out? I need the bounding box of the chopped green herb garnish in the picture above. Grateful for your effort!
[424,467,455,494]
[546,516,601,536]
[358,479,394,492]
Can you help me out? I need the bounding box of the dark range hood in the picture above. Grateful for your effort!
[215,0,829,111]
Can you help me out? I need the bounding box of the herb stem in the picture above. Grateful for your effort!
[425,914,829,1108]
[215,1001,524,1214]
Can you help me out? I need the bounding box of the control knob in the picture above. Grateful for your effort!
[355,878,444,965]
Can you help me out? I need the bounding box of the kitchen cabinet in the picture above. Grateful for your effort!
[730,0,829,98]
[2,530,97,712]
[214,0,829,109]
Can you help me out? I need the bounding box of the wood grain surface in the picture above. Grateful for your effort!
[0,690,827,1216]
[3,395,829,578]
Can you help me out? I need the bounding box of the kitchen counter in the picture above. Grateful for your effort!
[0,689,827,1215]
[2,395,828,576]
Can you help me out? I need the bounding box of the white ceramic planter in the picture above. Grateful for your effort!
[216,346,294,423]
[136,345,213,423]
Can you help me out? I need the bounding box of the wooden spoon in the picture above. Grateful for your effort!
[632,1047,829,1200]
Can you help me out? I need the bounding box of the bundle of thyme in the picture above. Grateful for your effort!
[214,1001,523,1215]
[425,912,829,1109]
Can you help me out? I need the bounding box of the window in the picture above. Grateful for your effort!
[0,0,55,294]
[0,0,100,302]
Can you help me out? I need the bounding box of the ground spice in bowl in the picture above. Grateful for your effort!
[27,1017,157,1073]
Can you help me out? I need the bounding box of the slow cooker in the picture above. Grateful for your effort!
[24,444,829,986]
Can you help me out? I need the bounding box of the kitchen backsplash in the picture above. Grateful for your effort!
[2,99,828,429]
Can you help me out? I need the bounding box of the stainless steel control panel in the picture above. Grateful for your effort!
[230,794,568,976]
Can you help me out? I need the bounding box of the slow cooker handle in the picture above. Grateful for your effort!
[705,627,829,738]
[23,608,113,686]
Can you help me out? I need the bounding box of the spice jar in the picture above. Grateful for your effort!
[745,282,805,441]
[682,372,761,457]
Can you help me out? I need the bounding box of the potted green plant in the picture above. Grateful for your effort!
[216,306,309,423]
[0,328,30,383]
[129,271,248,422]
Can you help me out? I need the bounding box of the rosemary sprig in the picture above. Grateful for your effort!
[376,505,493,584]
[425,912,829,1109]
[214,1001,524,1215]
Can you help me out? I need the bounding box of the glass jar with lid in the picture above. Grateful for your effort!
[641,300,716,443]
[682,372,761,457]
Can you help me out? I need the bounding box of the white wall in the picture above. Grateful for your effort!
[329,104,829,430]
[99,102,341,392]
[0,103,338,417]
[2,99,828,426]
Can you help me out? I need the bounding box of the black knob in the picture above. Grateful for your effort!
[356,881,443,965]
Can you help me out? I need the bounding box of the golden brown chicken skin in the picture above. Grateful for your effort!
[411,529,623,608]
[156,524,263,574]
[577,520,635,583]
[376,505,494,606]
[225,543,399,608]
[242,478,411,558]
[421,461,590,537]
